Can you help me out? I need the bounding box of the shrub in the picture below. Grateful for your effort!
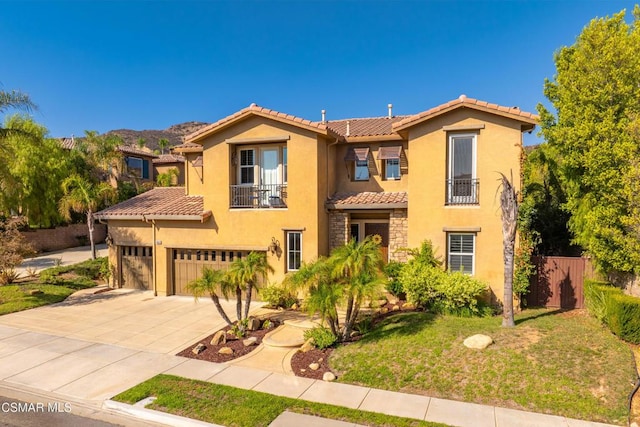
[432,271,489,316]
[607,294,640,344]
[584,280,619,323]
[0,217,35,283]
[304,327,337,349]
[383,261,404,296]
[399,262,442,308]
[259,284,297,309]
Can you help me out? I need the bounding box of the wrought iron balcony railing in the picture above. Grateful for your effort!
[446,179,479,205]
[230,184,288,209]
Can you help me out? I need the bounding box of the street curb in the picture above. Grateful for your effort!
[103,399,223,427]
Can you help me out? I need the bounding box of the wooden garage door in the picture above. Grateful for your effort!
[172,249,250,296]
[120,246,153,290]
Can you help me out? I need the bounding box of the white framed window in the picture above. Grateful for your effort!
[287,231,302,271]
[447,134,477,204]
[354,159,369,181]
[385,158,400,180]
[448,233,475,275]
[239,149,255,184]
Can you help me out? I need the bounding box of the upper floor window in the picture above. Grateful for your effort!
[378,146,402,181]
[125,156,150,179]
[240,149,255,184]
[448,233,475,275]
[345,147,370,181]
[283,147,288,184]
[447,134,478,205]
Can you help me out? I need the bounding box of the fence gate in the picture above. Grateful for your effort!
[526,256,594,309]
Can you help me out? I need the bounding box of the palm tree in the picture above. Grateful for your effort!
[330,237,385,340]
[499,172,518,328]
[137,138,146,149]
[59,174,116,259]
[228,252,274,322]
[0,89,37,154]
[285,257,341,337]
[158,138,170,154]
[186,267,235,326]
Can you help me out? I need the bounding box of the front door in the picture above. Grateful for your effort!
[364,223,389,263]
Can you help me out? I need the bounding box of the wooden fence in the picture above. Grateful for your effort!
[526,256,595,309]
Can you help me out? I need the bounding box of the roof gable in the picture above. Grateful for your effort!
[393,95,538,132]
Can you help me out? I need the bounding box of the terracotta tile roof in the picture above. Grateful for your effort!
[95,187,209,221]
[326,191,408,209]
[172,142,204,153]
[153,153,185,164]
[185,103,336,143]
[393,95,539,131]
[59,137,76,150]
[117,145,159,158]
[325,116,410,137]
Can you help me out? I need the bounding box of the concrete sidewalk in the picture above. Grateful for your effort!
[17,243,108,278]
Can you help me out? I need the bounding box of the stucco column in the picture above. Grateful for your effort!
[389,209,408,262]
[329,211,349,253]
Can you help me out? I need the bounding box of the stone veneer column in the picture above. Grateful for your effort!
[389,209,408,262]
[329,211,349,253]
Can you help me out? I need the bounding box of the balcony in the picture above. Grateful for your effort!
[446,179,479,205]
[230,184,288,209]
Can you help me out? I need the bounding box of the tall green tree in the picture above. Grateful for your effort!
[75,130,123,182]
[228,252,274,321]
[187,267,235,326]
[538,6,640,274]
[158,138,170,154]
[0,116,71,227]
[59,175,116,259]
[0,89,36,142]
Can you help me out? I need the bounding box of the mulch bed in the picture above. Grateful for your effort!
[176,320,280,363]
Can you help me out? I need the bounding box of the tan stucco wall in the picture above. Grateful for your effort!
[406,109,523,302]
[154,163,185,186]
[333,141,409,194]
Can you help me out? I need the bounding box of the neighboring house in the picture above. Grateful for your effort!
[153,153,186,186]
[95,95,537,303]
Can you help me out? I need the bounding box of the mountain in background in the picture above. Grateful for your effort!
[107,121,210,152]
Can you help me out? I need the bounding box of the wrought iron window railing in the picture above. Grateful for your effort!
[230,184,288,208]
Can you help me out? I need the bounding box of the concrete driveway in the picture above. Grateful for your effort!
[0,289,236,354]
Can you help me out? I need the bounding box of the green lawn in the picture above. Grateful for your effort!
[330,309,635,425]
[0,258,103,315]
[113,375,448,427]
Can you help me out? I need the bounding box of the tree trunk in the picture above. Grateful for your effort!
[210,293,233,326]
[500,173,517,328]
[244,282,253,320]
[87,211,96,260]
[235,286,243,322]
[502,242,516,327]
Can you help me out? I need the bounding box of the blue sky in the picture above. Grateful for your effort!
[1,1,636,145]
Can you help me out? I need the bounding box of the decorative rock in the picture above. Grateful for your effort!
[392,305,400,311]
[300,338,315,353]
[350,331,360,338]
[28,289,43,295]
[291,303,299,310]
[380,307,389,314]
[309,362,320,371]
[463,334,494,349]
[401,302,416,310]
[192,343,206,355]
[300,368,306,372]
[243,337,258,347]
[389,298,398,305]
[218,347,233,355]
[248,317,261,331]
[322,372,336,382]
[210,331,226,345]
[370,299,387,308]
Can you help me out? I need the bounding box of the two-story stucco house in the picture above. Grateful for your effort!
[95,95,537,303]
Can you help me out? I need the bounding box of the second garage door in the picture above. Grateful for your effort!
[172,249,252,296]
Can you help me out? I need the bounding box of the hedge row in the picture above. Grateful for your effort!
[584,279,640,344]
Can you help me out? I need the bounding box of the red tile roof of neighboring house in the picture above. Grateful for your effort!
[172,142,204,153]
[117,145,159,158]
[153,153,185,164]
[59,137,76,150]
[185,103,339,143]
[95,187,210,221]
[325,116,410,137]
[326,191,408,209]
[393,95,539,131]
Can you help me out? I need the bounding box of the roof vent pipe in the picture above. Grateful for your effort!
[346,120,350,137]
[388,104,393,118]
[321,109,326,123]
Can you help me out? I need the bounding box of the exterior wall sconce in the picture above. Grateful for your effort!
[268,237,282,258]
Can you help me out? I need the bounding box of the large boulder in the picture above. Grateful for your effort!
[322,372,336,382]
[247,317,261,331]
[218,347,233,355]
[210,330,226,345]
[463,334,493,349]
